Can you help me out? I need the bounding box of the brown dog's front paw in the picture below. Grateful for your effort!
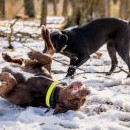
[28,51,35,60]
[28,51,40,60]
[2,53,12,62]
[28,51,45,61]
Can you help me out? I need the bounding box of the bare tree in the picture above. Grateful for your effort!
[68,0,84,26]
[0,0,5,18]
[63,0,111,28]
[40,0,48,26]
[62,0,69,17]
[99,0,110,18]
[119,0,130,20]
[24,0,35,18]
[104,0,110,17]
[53,0,57,15]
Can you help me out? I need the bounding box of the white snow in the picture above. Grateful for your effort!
[4,64,35,81]
[0,18,130,130]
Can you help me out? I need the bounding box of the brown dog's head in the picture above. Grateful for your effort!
[53,81,90,114]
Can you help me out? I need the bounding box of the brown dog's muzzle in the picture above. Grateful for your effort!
[53,81,90,114]
[67,81,90,98]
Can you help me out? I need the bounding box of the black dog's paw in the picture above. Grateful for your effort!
[66,75,75,79]
[127,74,130,78]
[105,72,112,76]
[66,66,76,78]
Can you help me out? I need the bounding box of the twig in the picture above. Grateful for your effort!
[19,42,36,51]
[13,42,130,78]
[52,58,123,74]
[117,66,130,75]
[7,19,20,49]
[0,29,42,40]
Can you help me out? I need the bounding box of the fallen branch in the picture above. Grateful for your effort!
[117,66,130,75]
[0,19,19,49]
[0,29,42,41]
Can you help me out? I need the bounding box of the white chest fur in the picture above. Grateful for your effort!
[7,65,35,81]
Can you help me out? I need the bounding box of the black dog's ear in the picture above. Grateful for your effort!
[59,34,68,45]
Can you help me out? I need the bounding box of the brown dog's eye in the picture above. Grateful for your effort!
[68,98,80,106]
[80,98,85,102]
[67,98,79,102]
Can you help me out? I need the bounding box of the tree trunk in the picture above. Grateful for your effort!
[62,0,68,17]
[0,0,5,18]
[40,0,48,26]
[63,0,111,28]
[24,0,35,18]
[53,0,57,15]
[122,0,130,20]
[63,0,87,28]
[71,0,84,25]
[104,0,110,17]
[99,0,110,18]
[70,0,75,16]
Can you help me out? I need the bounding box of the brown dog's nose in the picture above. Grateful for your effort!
[69,81,83,89]
[79,88,91,97]
[85,89,91,95]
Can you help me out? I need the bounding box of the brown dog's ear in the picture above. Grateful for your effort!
[53,103,67,115]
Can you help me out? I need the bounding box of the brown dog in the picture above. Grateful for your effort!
[0,26,90,114]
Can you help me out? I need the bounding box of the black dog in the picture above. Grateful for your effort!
[50,18,130,77]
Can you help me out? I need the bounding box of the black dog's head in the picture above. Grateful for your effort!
[50,31,68,52]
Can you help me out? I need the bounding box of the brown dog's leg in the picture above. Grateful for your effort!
[24,59,39,67]
[27,51,52,72]
[2,52,45,69]
[2,53,23,65]
[0,72,17,97]
[25,26,55,72]
[41,25,55,57]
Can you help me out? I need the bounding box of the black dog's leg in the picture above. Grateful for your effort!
[106,41,118,75]
[66,54,90,77]
[66,57,78,77]
[116,44,130,77]
[113,30,130,77]
[117,46,130,77]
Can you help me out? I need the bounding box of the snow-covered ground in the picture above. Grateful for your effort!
[0,18,130,130]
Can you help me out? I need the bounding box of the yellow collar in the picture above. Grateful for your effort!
[46,81,59,107]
